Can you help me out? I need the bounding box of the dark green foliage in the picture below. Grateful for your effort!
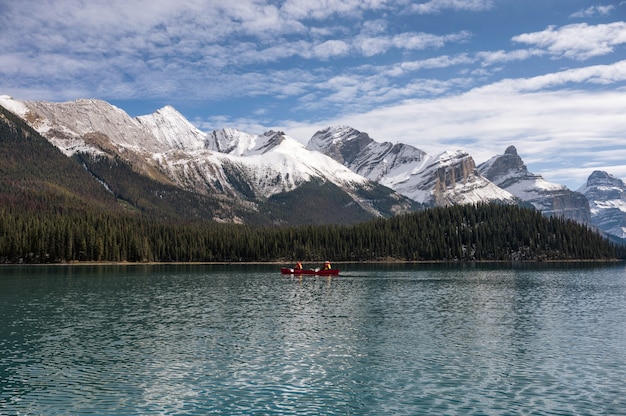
[261,179,375,225]
[1,203,623,264]
[75,153,252,222]
[0,106,119,214]
[1,105,624,264]
[351,182,425,217]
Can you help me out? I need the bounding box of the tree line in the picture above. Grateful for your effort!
[1,203,624,264]
[3,103,624,264]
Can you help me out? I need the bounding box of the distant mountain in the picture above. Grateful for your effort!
[578,171,626,243]
[3,94,625,238]
[478,145,591,224]
[307,125,515,206]
[0,104,276,224]
[0,96,419,225]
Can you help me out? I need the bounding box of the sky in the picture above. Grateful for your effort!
[1,0,626,190]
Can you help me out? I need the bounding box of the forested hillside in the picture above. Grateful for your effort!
[1,203,623,264]
[2,105,624,264]
[1,104,417,226]
[0,104,120,214]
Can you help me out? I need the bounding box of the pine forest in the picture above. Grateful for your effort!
[1,203,624,264]
[1,105,625,264]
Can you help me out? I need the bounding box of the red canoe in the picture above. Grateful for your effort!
[280,267,340,276]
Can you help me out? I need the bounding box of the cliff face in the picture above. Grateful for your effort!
[578,171,626,242]
[478,146,591,224]
[0,96,419,225]
[308,126,514,206]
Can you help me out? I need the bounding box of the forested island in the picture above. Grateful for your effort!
[1,203,624,264]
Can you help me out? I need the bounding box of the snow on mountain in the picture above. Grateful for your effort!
[307,125,432,184]
[0,95,159,156]
[0,95,29,118]
[154,129,370,199]
[6,94,624,230]
[0,96,370,198]
[308,126,514,206]
[136,105,206,151]
[578,171,626,241]
[206,128,275,156]
[1,96,416,220]
[478,146,591,223]
[415,149,515,206]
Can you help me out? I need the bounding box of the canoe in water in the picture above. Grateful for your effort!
[280,267,339,276]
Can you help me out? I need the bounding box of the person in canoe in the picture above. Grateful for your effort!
[294,261,303,271]
[322,261,332,271]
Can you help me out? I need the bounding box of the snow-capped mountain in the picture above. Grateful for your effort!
[0,95,418,224]
[3,94,625,235]
[154,128,375,199]
[578,171,626,242]
[478,145,591,224]
[308,126,515,206]
[136,105,207,152]
[1,97,158,156]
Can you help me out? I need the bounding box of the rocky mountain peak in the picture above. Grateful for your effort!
[307,125,374,165]
[504,145,518,156]
[479,146,530,188]
[586,170,625,189]
[478,147,590,224]
[135,105,206,152]
[3,95,623,236]
[579,171,626,202]
[578,171,626,242]
[308,126,513,206]
[13,97,157,157]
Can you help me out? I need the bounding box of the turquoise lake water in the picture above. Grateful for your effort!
[1,263,625,415]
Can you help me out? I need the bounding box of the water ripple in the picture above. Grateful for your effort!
[1,264,626,414]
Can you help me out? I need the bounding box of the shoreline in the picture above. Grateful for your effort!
[1,258,623,267]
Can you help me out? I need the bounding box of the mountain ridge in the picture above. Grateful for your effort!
[478,145,591,224]
[0,95,420,225]
[578,171,626,243]
[1,95,623,241]
[307,125,516,206]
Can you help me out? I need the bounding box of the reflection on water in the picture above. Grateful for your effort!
[1,263,626,414]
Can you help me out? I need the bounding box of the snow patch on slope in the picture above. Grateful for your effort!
[155,129,368,199]
[0,95,29,117]
[136,106,206,152]
[578,171,626,239]
[309,126,514,206]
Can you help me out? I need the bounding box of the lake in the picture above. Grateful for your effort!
[1,262,625,415]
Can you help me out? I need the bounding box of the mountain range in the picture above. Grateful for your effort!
[1,95,624,243]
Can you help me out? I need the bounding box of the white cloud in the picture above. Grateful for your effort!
[279,62,626,189]
[513,22,626,60]
[355,30,472,56]
[410,0,494,14]
[399,54,474,72]
[570,5,615,18]
[477,49,546,66]
[279,0,389,20]
[312,40,351,59]
[477,60,626,93]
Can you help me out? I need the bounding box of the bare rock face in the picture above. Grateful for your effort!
[478,146,591,224]
[0,96,419,224]
[578,171,626,242]
[307,125,429,182]
[308,126,514,206]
